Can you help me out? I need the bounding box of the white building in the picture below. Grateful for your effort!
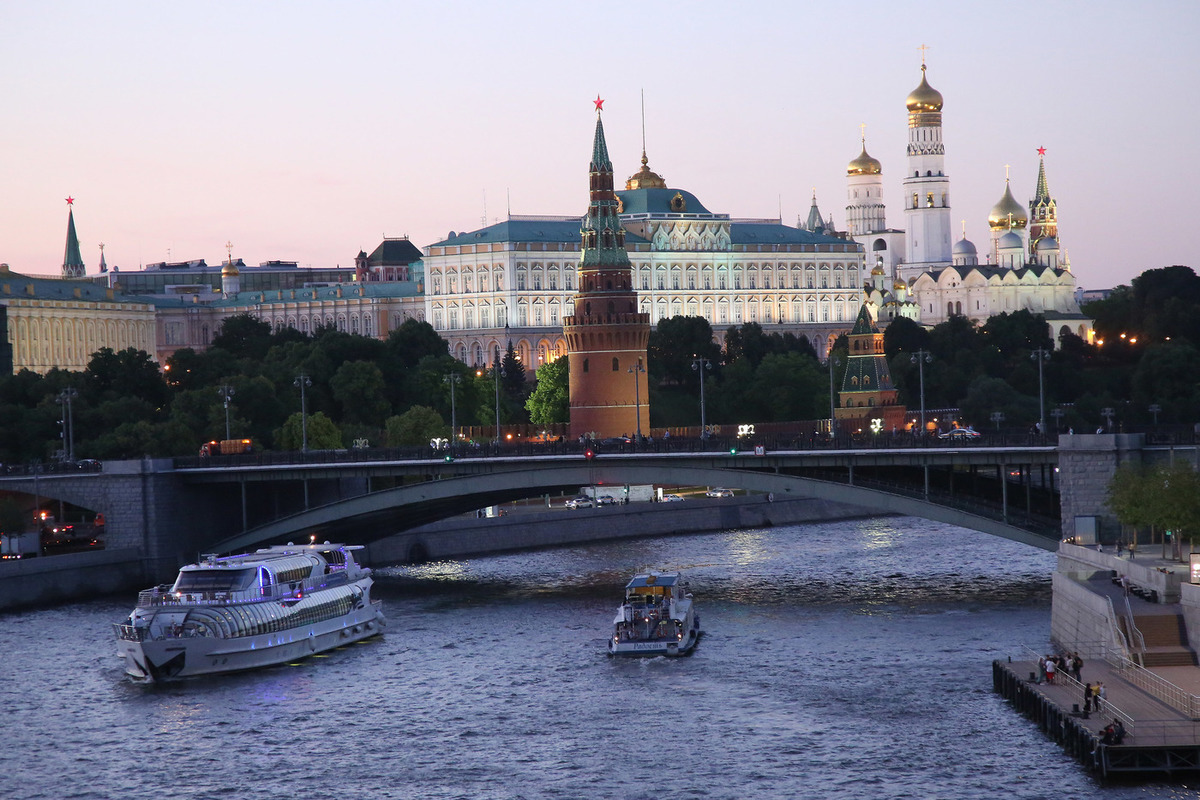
[423,153,865,371]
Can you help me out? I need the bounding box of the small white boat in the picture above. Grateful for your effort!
[114,543,384,681]
[608,571,700,656]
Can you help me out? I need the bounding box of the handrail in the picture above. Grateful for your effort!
[1122,596,1147,657]
[1018,643,1135,726]
[1104,597,1133,660]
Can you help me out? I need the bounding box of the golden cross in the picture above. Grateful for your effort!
[860,122,867,144]
[961,220,966,237]
[1004,164,1010,180]
[225,240,233,263]
[918,44,929,65]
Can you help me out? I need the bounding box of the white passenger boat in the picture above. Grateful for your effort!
[114,543,385,681]
[608,571,700,656]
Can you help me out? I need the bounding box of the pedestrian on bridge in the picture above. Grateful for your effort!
[1084,683,1094,713]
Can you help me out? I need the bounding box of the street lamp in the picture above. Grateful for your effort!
[1101,406,1115,432]
[444,373,462,446]
[911,349,932,435]
[1051,407,1065,433]
[1149,403,1162,428]
[990,411,1005,431]
[218,384,235,440]
[488,349,506,442]
[628,361,645,440]
[294,374,312,452]
[827,354,841,437]
[692,356,712,438]
[1031,348,1050,435]
[55,387,78,463]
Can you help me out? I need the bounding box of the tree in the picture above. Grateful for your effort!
[981,310,1053,357]
[526,355,569,426]
[501,341,526,392]
[648,316,720,386]
[331,361,391,426]
[385,319,449,369]
[883,316,930,358]
[210,313,273,361]
[385,406,445,446]
[276,411,342,451]
[86,347,170,407]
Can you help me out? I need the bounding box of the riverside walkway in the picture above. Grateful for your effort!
[996,544,1200,778]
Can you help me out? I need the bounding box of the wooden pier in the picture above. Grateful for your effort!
[994,658,1200,778]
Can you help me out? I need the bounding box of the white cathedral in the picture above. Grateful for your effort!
[845,60,1092,343]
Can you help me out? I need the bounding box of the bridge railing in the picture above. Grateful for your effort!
[171,430,1063,471]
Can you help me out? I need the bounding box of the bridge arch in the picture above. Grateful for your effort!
[211,462,1058,556]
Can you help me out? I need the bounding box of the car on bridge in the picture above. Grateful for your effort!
[938,427,981,441]
[661,493,685,502]
[565,496,593,509]
[705,488,734,498]
[595,495,617,506]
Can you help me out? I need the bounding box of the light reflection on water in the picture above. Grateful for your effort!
[2,517,1197,799]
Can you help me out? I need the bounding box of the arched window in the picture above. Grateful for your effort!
[583,358,589,373]
[612,357,619,371]
[947,302,954,316]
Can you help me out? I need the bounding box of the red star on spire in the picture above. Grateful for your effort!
[594,95,604,112]
[66,196,74,206]
[1037,147,1046,156]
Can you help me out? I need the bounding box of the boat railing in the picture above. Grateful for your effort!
[135,570,353,607]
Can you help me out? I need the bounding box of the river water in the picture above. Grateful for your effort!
[2,516,1199,799]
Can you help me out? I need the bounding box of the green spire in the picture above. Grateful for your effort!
[803,191,825,232]
[849,303,877,335]
[590,113,612,173]
[1033,155,1050,203]
[62,207,85,278]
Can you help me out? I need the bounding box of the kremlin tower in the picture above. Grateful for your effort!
[562,98,651,439]
[62,198,85,278]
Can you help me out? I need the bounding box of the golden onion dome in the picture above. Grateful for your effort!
[893,279,908,292]
[625,152,667,190]
[221,261,239,277]
[906,65,943,113]
[988,181,1028,230]
[871,261,886,276]
[847,144,882,176]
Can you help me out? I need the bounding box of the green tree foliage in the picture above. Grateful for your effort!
[385,318,449,369]
[331,361,391,426]
[385,406,445,446]
[981,310,1054,357]
[648,316,721,386]
[1107,462,1200,546]
[209,313,274,362]
[86,347,169,407]
[276,411,342,451]
[526,356,569,426]
[501,341,526,392]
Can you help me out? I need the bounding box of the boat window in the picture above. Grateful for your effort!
[173,568,256,593]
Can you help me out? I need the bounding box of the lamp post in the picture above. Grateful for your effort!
[911,349,932,435]
[1031,348,1050,435]
[827,354,841,437]
[1051,407,1065,433]
[990,411,1005,431]
[1101,406,1115,432]
[692,356,712,438]
[444,373,462,447]
[294,374,311,452]
[218,384,235,440]
[55,387,78,463]
[1149,403,1161,428]
[627,361,645,440]
[482,349,506,442]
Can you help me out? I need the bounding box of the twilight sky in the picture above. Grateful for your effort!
[1,1,1196,291]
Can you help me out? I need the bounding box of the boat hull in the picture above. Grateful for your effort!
[118,603,385,681]
[608,617,700,657]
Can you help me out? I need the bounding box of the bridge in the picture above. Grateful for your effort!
[0,433,1186,598]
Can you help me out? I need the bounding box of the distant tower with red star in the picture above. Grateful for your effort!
[1028,147,1058,259]
[562,97,651,439]
[62,197,85,278]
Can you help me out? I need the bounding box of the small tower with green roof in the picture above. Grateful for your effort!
[834,304,907,433]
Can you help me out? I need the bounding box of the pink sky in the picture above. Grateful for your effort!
[1,1,1196,291]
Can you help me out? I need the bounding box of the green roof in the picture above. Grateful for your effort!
[366,238,422,266]
[615,188,713,215]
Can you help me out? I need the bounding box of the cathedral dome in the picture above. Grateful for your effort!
[906,66,943,113]
[893,278,908,292]
[1036,236,1059,251]
[988,181,1028,230]
[625,153,667,190]
[847,145,882,176]
[952,237,977,256]
[997,230,1023,250]
[871,260,886,276]
[221,261,239,277]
